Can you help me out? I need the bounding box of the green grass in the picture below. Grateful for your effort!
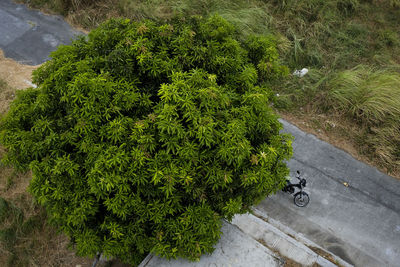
[329,65,400,124]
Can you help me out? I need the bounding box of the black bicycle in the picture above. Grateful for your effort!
[282,171,310,207]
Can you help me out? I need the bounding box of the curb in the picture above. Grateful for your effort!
[138,221,283,267]
[138,211,353,267]
[246,208,353,267]
[137,254,154,267]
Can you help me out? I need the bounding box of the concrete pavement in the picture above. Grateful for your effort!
[231,213,352,267]
[140,213,352,267]
[255,120,400,266]
[0,0,81,65]
[139,221,283,267]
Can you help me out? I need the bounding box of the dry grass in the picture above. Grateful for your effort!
[65,0,122,30]
[283,258,304,267]
[0,138,92,267]
[329,65,400,124]
[326,66,400,175]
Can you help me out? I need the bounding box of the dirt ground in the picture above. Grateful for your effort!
[0,50,38,89]
[0,49,38,114]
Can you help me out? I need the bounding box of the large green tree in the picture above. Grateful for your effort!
[0,15,292,265]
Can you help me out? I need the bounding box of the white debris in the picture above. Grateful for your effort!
[293,68,309,77]
[24,80,37,88]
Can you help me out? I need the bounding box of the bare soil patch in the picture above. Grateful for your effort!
[0,50,38,89]
[0,49,38,114]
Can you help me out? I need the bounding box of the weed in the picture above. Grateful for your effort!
[378,29,400,47]
[0,80,7,93]
[320,65,400,173]
[271,68,331,111]
[365,123,400,174]
[0,197,8,223]
[0,187,91,266]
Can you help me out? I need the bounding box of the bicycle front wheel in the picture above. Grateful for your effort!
[294,192,309,207]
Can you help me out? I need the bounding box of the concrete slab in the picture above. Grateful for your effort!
[280,119,400,213]
[138,222,283,267]
[250,209,354,267]
[255,120,400,267]
[5,27,61,65]
[232,213,319,266]
[232,213,353,267]
[0,9,32,46]
[0,0,82,65]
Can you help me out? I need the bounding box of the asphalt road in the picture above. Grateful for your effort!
[1,1,400,266]
[256,120,400,267]
[0,0,81,65]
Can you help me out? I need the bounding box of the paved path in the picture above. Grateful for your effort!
[1,1,400,266]
[0,0,81,65]
[256,120,400,267]
[139,221,283,267]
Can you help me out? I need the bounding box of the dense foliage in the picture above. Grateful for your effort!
[0,16,292,265]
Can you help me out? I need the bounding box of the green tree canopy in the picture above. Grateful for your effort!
[0,15,292,265]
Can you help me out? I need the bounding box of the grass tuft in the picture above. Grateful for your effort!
[325,65,400,173]
[329,65,400,124]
